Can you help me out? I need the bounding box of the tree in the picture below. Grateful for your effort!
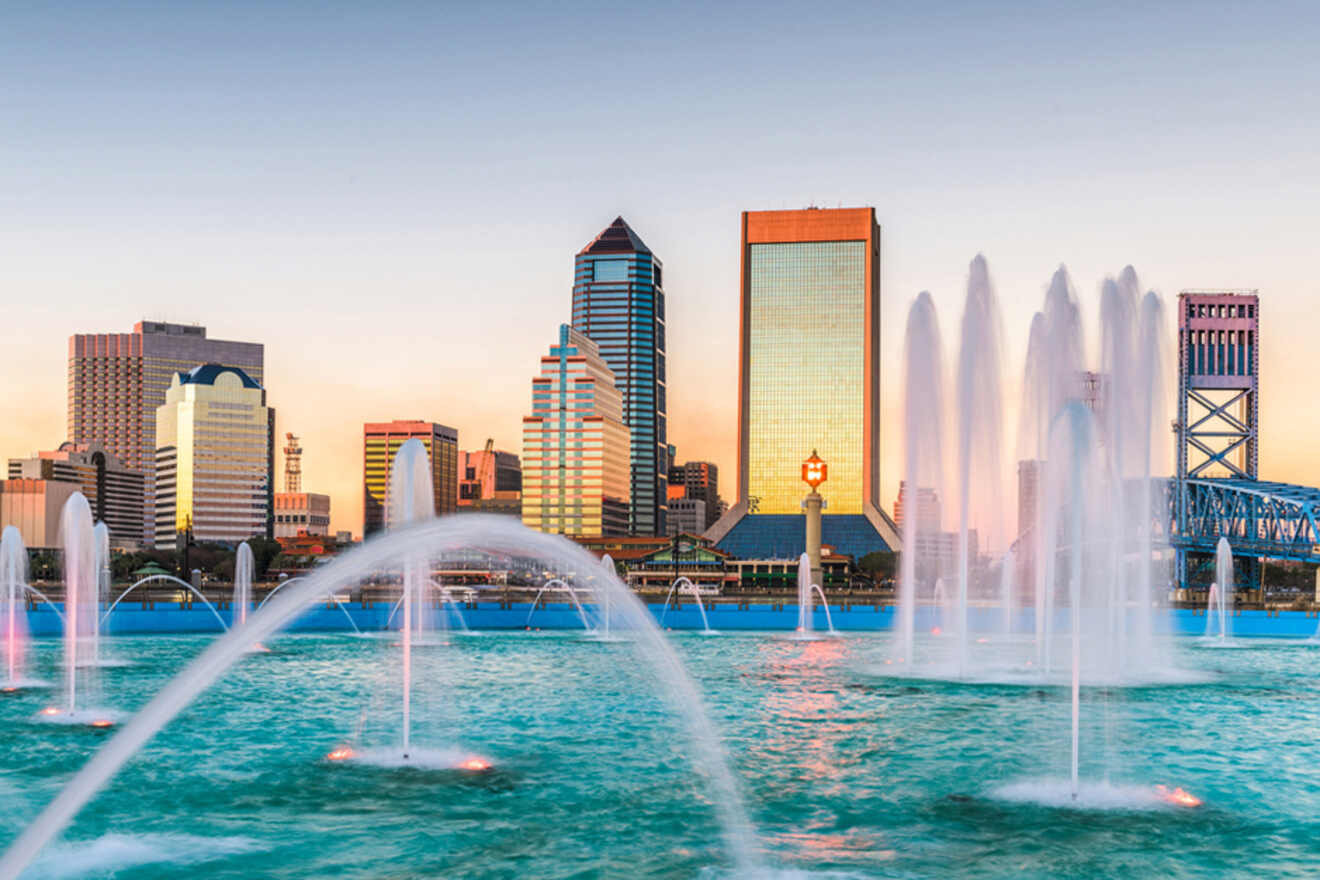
[246,537,283,579]
[858,550,897,581]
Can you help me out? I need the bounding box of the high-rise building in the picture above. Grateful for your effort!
[458,446,522,516]
[893,481,941,534]
[7,442,145,548]
[154,364,272,549]
[522,325,631,537]
[362,420,458,535]
[707,207,900,560]
[68,321,263,545]
[571,217,667,536]
[668,459,723,530]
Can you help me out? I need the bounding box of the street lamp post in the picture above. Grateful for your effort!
[802,450,827,588]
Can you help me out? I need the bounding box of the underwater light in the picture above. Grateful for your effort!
[40,707,59,716]
[458,757,490,771]
[1155,785,1202,807]
[326,747,355,761]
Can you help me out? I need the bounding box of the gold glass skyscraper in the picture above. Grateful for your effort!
[709,207,899,559]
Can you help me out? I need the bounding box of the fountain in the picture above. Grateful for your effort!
[795,553,813,636]
[660,576,715,634]
[391,438,431,758]
[595,553,615,639]
[898,290,946,665]
[1204,538,1233,641]
[932,578,949,635]
[890,262,1178,689]
[793,554,835,638]
[86,522,109,667]
[0,526,33,691]
[431,581,471,635]
[954,255,1005,677]
[999,549,1016,636]
[524,578,592,631]
[103,575,230,633]
[255,575,362,635]
[40,493,122,726]
[0,513,762,878]
[233,542,253,628]
[1022,269,1086,669]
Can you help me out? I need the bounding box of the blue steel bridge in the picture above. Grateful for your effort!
[1175,478,1320,566]
[1172,291,1320,587]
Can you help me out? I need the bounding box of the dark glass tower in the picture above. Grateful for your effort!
[572,217,667,536]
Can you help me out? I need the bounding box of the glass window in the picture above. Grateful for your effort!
[592,259,629,282]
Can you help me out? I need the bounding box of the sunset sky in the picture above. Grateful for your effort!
[3,1,1318,536]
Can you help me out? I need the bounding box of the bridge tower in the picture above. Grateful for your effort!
[1175,290,1260,588]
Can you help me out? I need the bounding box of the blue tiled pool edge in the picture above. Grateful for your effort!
[17,603,1320,638]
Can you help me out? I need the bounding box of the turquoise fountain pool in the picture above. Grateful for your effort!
[2,631,1319,878]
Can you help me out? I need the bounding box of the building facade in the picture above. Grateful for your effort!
[571,217,667,536]
[707,207,899,561]
[68,321,263,545]
[522,325,631,537]
[274,492,331,538]
[0,479,79,550]
[458,447,522,515]
[666,497,707,537]
[153,364,272,549]
[893,481,941,534]
[8,442,145,548]
[362,420,458,535]
[668,459,723,530]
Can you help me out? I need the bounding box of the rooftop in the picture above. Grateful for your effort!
[715,514,893,560]
[578,216,651,256]
[177,363,262,389]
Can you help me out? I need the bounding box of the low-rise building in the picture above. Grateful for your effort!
[274,492,331,538]
[8,442,144,549]
[621,537,738,593]
[665,497,708,537]
[0,479,79,550]
[458,447,521,516]
[725,552,853,591]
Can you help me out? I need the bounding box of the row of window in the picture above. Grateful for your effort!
[1187,302,1255,320]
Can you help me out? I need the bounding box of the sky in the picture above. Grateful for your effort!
[2,0,1318,537]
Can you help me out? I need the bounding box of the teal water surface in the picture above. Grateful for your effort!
[1,632,1319,878]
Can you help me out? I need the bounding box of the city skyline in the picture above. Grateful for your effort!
[4,3,1319,536]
